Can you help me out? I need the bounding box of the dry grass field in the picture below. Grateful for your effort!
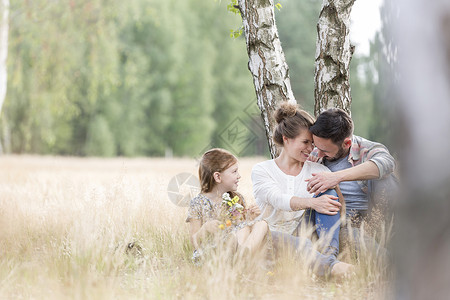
[0,155,392,299]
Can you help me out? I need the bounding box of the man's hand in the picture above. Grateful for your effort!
[306,172,342,195]
[310,194,341,215]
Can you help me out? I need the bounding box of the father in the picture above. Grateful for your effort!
[307,108,397,233]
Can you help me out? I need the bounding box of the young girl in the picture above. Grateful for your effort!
[186,148,268,260]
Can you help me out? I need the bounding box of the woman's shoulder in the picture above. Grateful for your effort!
[252,159,276,172]
[304,160,330,173]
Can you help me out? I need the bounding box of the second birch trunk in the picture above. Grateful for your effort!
[314,0,355,116]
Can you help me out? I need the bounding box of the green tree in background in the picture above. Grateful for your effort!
[348,0,398,150]
[0,0,383,157]
[275,0,321,112]
[348,54,376,140]
[2,0,256,157]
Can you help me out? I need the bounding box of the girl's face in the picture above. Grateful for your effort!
[218,162,241,192]
[283,129,314,163]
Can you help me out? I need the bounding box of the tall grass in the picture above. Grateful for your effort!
[0,155,392,299]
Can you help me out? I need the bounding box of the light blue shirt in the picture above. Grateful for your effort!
[324,155,368,212]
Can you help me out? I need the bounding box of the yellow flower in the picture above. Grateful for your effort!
[266,271,274,276]
[218,224,225,230]
[225,219,232,227]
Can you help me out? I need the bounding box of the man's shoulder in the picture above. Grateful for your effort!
[353,135,387,148]
[350,135,395,173]
[352,135,369,146]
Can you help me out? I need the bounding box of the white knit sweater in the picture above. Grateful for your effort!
[251,160,330,235]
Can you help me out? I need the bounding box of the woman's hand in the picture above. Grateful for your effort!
[309,194,341,215]
[246,204,261,220]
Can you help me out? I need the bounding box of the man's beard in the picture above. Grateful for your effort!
[325,146,347,162]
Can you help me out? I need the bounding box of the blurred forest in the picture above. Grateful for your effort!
[0,0,392,157]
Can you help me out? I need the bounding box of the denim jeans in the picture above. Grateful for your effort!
[270,189,342,277]
[339,225,389,260]
[270,230,338,277]
[302,189,341,257]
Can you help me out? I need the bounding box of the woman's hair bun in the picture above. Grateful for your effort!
[274,101,298,124]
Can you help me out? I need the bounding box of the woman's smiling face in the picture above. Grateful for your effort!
[283,129,314,163]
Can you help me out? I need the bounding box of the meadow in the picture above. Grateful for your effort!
[0,156,391,299]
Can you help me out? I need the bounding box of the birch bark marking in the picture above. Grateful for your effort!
[314,0,355,116]
[0,0,8,115]
[237,0,295,158]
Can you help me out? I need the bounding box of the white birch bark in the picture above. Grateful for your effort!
[314,0,355,116]
[237,0,295,158]
[393,0,450,298]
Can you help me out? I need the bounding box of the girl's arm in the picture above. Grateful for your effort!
[235,193,259,221]
[188,219,221,249]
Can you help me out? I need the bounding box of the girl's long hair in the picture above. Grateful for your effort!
[199,148,246,210]
[199,148,237,194]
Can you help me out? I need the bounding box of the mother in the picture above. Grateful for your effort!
[251,102,351,277]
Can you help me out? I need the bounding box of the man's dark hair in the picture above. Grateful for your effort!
[309,108,353,144]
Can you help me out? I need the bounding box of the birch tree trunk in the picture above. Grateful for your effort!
[393,0,450,298]
[0,0,8,154]
[237,0,295,158]
[314,0,355,116]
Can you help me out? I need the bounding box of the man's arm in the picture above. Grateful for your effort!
[306,161,379,195]
[251,163,341,214]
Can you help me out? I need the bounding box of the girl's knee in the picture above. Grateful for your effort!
[255,220,269,232]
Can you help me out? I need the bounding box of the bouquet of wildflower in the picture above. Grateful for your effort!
[220,193,246,228]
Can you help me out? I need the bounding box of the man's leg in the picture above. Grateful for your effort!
[270,230,338,277]
[310,189,341,257]
[368,174,398,224]
[340,216,389,262]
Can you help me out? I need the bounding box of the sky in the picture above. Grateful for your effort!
[350,0,383,55]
